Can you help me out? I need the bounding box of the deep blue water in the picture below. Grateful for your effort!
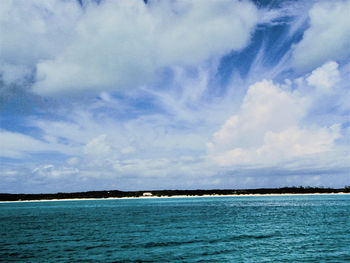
[1,195,350,262]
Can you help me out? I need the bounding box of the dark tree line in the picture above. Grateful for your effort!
[1,186,349,201]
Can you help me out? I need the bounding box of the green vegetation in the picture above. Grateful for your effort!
[0,186,349,201]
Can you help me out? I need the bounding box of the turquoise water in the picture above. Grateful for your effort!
[1,195,350,262]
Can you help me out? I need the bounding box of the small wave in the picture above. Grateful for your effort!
[143,239,203,248]
[208,233,275,244]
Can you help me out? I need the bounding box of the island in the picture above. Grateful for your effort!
[1,186,349,202]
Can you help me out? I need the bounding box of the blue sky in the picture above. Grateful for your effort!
[1,0,349,193]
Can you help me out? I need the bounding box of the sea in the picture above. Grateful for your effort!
[1,194,350,262]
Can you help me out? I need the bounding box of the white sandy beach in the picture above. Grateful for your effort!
[1,192,349,203]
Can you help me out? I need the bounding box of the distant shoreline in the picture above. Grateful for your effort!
[1,192,349,203]
[1,187,349,202]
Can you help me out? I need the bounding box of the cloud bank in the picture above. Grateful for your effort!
[1,0,258,95]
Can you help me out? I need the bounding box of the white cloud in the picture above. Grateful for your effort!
[32,0,258,96]
[0,130,77,158]
[32,164,79,179]
[207,78,343,167]
[208,80,308,151]
[296,61,349,125]
[83,134,111,157]
[0,0,81,85]
[306,61,340,93]
[0,130,51,158]
[293,0,350,71]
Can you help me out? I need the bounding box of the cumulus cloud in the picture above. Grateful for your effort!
[306,61,340,93]
[208,80,308,150]
[207,77,344,167]
[295,61,349,121]
[293,0,350,71]
[32,0,258,96]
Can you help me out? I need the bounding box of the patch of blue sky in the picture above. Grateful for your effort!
[217,20,305,87]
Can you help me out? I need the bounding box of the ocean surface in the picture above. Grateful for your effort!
[1,195,350,262]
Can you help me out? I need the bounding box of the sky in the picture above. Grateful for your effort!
[0,0,349,193]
